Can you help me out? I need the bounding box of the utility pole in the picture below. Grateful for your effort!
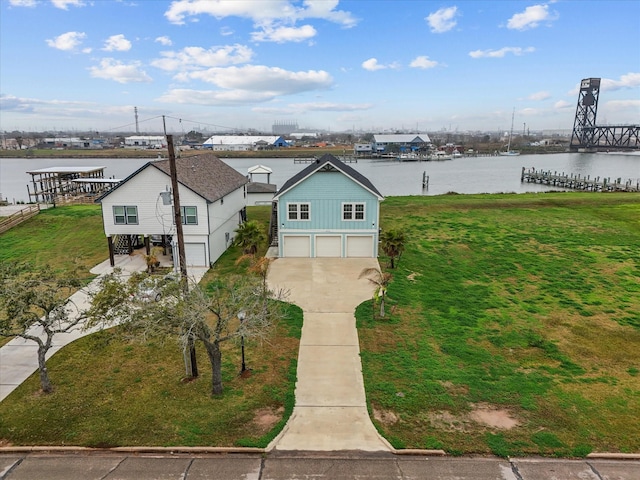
[167,133,198,378]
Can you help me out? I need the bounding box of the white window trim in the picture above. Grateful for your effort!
[342,202,366,221]
[287,202,311,221]
[181,206,198,225]
[113,205,138,225]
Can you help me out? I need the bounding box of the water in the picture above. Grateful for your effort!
[1,153,638,203]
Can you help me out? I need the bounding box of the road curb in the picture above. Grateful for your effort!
[0,446,265,455]
[392,449,447,456]
[586,453,640,460]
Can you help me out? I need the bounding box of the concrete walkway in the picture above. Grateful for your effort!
[0,255,209,402]
[266,258,392,452]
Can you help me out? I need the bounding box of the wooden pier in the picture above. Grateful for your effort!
[521,167,640,192]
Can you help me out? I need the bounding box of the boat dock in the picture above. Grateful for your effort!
[521,167,640,192]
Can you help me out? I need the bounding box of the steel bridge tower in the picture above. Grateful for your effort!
[569,77,640,151]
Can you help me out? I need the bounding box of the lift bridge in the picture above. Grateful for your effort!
[569,77,640,152]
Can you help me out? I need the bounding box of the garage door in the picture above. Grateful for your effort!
[184,243,207,266]
[316,236,342,257]
[283,235,311,257]
[346,235,374,257]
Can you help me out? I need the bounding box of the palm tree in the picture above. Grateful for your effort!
[359,267,392,318]
[233,220,266,254]
[380,229,406,269]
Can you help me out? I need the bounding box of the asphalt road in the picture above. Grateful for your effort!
[1,452,639,479]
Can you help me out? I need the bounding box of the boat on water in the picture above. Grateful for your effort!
[397,152,422,161]
[500,108,520,156]
[430,150,453,160]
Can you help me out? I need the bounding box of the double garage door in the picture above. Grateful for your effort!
[282,235,373,258]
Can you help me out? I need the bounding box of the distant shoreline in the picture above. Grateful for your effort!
[0,144,567,160]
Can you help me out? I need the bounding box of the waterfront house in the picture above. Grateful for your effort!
[202,135,288,151]
[272,154,384,258]
[96,153,248,267]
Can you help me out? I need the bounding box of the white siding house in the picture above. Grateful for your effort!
[96,153,248,267]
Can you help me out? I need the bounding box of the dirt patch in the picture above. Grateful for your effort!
[428,404,520,432]
[469,403,520,429]
[252,407,284,435]
[406,272,422,282]
[373,407,399,426]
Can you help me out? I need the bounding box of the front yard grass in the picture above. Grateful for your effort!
[0,204,302,447]
[358,192,640,456]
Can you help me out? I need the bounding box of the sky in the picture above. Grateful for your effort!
[1,0,639,135]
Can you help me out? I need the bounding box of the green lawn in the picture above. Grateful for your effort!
[0,204,302,447]
[358,192,640,456]
[2,196,639,454]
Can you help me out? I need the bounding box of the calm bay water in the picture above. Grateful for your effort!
[1,152,638,203]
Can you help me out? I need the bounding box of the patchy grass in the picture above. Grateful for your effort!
[0,205,302,447]
[0,204,106,276]
[359,192,640,456]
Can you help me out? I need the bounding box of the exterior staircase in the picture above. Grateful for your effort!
[268,201,278,247]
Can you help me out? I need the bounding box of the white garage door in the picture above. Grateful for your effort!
[316,236,342,257]
[283,235,311,257]
[184,243,207,266]
[346,235,374,257]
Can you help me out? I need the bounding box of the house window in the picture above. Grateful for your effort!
[113,206,138,225]
[342,203,365,221]
[181,206,198,225]
[288,203,310,221]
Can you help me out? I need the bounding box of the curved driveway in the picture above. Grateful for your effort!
[266,258,392,452]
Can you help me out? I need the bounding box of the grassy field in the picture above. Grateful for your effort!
[1,196,639,454]
[357,192,640,456]
[0,204,303,447]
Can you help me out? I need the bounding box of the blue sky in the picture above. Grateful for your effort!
[1,0,638,134]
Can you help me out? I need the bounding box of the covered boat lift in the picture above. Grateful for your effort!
[26,166,120,203]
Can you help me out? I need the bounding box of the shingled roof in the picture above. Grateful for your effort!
[97,153,247,203]
[274,154,383,200]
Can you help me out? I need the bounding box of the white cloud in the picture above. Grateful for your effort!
[183,65,332,92]
[426,6,458,33]
[165,0,356,26]
[157,88,276,105]
[251,24,317,43]
[45,31,86,51]
[507,4,558,31]
[554,100,572,109]
[89,58,152,84]
[601,72,640,91]
[102,34,132,52]
[51,0,85,9]
[528,91,551,101]
[157,65,333,105]
[8,1,37,7]
[410,56,439,69]
[155,36,173,46]
[569,73,640,95]
[362,58,389,71]
[151,45,254,72]
[469,47,535,58]
[220,26,234,36]
[164,0,356,44]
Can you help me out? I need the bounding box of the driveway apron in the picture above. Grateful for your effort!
[266,258,391,451]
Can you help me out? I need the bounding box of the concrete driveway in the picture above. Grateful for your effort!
[266,258,392,452]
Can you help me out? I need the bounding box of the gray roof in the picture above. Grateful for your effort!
[274,154,383,200]
[247,182,277,194]
[96,153,247,203]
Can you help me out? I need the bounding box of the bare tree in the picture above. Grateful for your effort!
[0,263,88,393]
[89,270,286,396]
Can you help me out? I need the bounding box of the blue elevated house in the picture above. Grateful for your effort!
[272,154,384,258]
